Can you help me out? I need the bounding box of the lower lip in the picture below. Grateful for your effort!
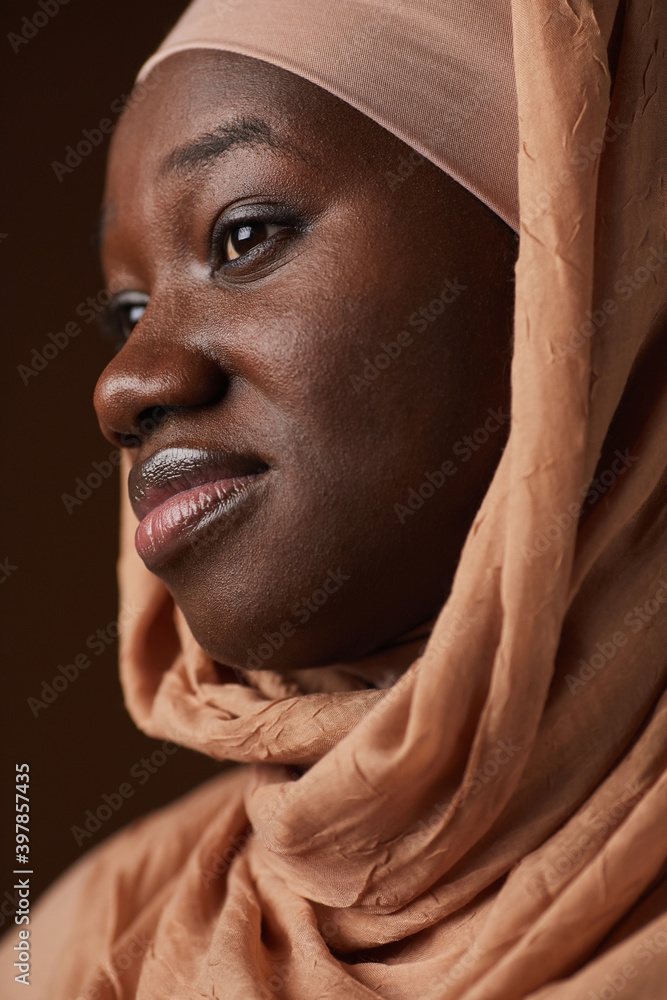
[134,474,265,567]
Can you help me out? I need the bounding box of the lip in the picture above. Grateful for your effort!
[129,447,270,567]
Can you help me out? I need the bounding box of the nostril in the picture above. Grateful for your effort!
[96,404,176,450]
[93,339,230,447]
[114,405,177,449]
[135,403,173,439]
[119,432,142,448]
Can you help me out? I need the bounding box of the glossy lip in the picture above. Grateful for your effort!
[129,446,270,567]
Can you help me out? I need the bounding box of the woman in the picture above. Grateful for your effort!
[6,0,667,997]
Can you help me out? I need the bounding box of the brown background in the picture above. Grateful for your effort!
[0,0,223,922]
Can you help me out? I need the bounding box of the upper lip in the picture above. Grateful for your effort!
[128,446,270,522]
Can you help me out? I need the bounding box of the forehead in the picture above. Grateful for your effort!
[105,50,376,199]
[101,49,399,263]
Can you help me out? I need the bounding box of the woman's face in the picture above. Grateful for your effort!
[95,50,516,673]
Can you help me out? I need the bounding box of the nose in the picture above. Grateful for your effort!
[94,324,228,447]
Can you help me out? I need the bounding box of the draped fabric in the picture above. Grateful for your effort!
[5,1,667,997]
[136,0,521,231]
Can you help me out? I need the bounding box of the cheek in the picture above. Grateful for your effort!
[204,272,493,583]
[161,213,511,668]
[241,257,489,478]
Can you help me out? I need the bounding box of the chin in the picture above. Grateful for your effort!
[164,557,358,674]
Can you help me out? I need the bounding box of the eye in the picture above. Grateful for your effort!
[122,300,147,333]
[104,292,149,346]
[223,221,284,262]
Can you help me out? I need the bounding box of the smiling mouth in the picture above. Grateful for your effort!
[129,446,270,567]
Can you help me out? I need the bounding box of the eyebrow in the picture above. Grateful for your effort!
[159,115,289,177]
[99,115,311,248]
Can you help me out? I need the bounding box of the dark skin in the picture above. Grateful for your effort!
[95,50,517,673]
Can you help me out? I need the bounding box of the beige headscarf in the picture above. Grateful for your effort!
[137,0,521,232]
[9,1,667,998]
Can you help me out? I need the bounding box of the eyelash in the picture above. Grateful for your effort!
[100,293,149,350]
[210,209,300,271]
[101,207,303,346]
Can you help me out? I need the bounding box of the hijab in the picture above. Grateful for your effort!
[12,1,667,997]
[137,0,521,231]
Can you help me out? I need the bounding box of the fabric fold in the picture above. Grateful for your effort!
[9,0,667,997]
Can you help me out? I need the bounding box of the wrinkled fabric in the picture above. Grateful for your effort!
[6,0,667,997]
[137,0,521,231]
